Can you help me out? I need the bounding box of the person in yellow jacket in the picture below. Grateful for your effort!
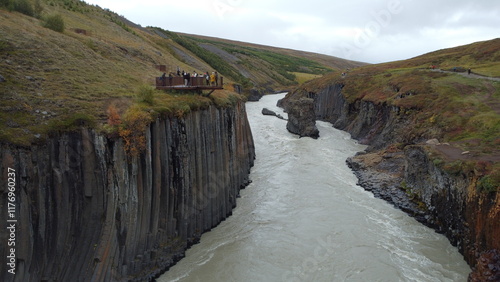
[210,72,216,86]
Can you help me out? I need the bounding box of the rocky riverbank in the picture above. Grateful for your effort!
[348,144,500,281]
[0,101,255,281]
[346,150,430,224]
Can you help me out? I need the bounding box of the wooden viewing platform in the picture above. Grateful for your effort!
[155,76,224,94]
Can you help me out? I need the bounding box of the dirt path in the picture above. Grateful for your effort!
[429,142,500,163]
[429,68,500,115]
[431,69,500,82]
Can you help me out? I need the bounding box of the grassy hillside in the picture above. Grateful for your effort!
[0,0,360,146]
[150,29,365,90]
[178,32,365,90]
[395,38,500,77]
[301,39,500,191]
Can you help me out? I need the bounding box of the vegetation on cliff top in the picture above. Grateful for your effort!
[300,38,500,191]
[0,0,358,146]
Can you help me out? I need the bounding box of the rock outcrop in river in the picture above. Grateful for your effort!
[280,83,500,278]
[0,102,255,281]
[280,93,319,139]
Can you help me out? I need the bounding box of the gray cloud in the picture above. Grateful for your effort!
[86,0,499,63]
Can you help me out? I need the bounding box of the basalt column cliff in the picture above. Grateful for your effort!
[0,102,255,281]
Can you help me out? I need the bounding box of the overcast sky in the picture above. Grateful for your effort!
[84,0,499,63]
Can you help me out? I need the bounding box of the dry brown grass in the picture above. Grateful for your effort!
[0,2,243,145]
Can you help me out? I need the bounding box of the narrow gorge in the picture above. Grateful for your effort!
[0,102,255,281]
[281,82,500,280]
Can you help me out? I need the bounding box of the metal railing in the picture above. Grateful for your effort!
[155,76,224,90]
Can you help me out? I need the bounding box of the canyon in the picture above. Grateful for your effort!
[1,2,498,280]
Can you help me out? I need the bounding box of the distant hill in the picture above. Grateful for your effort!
[0,0,363,145]
[378,38,500,77]
[178,32,365,89]
[417,38,500,74]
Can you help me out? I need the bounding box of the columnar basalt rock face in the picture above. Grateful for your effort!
[0,102,255,281]
[404,146,500,266]
[302,82,499,275]
[312,83,412,149]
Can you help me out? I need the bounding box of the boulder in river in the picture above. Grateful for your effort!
[285,97,319,139]
[262,108,285,120]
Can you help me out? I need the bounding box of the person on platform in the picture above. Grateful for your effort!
[210,72,216,86]
[205,72,210,85]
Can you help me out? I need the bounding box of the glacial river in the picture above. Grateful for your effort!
[158,93,470,282]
